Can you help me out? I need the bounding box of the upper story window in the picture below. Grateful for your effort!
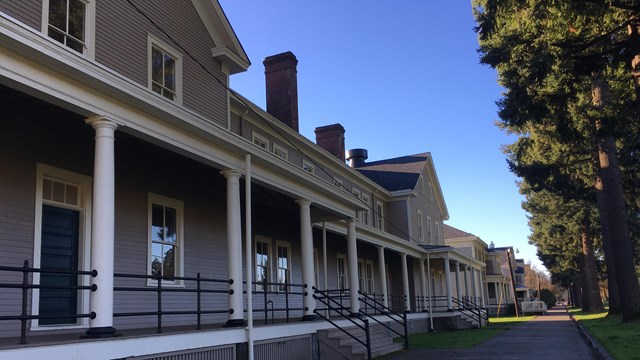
[148,36,182,103]
[417,210,424,241]
[375,200,384,231]
[434,221,441,244]
[273,144,288,161]
[43,0,96,57]
[302,160,315,174]
[333,177,343,189]
[252,132,269,151]
[429,180,434,202]
[426,216,432,244]
[148,193,184,284]
[361,194,371,226]
[419,176,425,195]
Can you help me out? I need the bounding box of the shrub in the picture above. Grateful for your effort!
[540,289,556,308]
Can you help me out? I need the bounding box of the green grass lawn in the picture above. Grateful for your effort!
[394,315,535,350]
[570,308,640,360]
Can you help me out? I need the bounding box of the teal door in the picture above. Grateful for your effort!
[39,205,79,325]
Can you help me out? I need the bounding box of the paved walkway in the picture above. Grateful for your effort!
[384,308,601,360]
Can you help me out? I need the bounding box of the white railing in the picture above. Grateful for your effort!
[521,300,547,314]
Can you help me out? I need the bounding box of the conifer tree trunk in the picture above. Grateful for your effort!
[580,220,605,313]
[592,75,640,320]
[594,175,622,314]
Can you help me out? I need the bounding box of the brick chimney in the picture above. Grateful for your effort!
[264,51,299,131]
[315,124,346,162]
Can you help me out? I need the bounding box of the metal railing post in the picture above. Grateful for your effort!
[20,260,29,345]
[196,272,202,330]
[156,275,162,333]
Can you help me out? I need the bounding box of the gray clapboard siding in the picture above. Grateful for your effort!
[0,0,41,30]
[95,1,227,128]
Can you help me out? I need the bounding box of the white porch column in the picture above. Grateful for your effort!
[471,267,478,304]
[347,218,360,314]
[377,245,389,309]
[222,170,245,327]
[85,117,118,337]
[454,261,462,300]
[419,259,428,311]
[297,199,317,320]
[480,271,486,306]
[444,257,453,310]
[463,265,470,298]
[401,253,411,312]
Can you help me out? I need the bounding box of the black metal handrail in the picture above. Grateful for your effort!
[451,296,488,328]
[0,260,97,344]
[358,291,409,350]
[113,272,231,333]
[245,280,306,324]
[313,286,372,360]
[458,295,489,322]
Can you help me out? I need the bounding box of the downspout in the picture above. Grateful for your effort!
[322,222,328,318]
[245,154,254,360]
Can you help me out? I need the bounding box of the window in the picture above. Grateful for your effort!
[429,180,434,202]
[43,0,95,56]
[419,176,425,195]
[333,177,343,189]
[302,160,315,174]
[252,132,269,151]
[255,237,271,291]
[337,254,348,290]
[273,144,288,161]
[276,241,291,291]
[365,261,374,294]
[149,37,182,102]
[148,194,183,283]
[417,210,424,241]
[426,216,432,244]
[361,194,371,226]
[434,221,441,244]
[375,200,384,230]
[357,259,365,291]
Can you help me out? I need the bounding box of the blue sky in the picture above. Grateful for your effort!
[219,1,543,271]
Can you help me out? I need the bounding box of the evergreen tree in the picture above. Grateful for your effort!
[473,0,640,319]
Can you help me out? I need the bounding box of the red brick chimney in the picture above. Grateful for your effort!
[315,124,346,162]
[264,52,299,131]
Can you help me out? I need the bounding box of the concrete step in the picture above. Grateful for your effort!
[318,323,405,360]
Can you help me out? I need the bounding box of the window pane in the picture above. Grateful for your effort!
[152,204,164,241]
[151,256,162,277]
[43,178,52,200]
[65,184,78,205]
[256,266,267,284]
[163,245,175,278]
[48,0,66,30]
[162,88,175,101]
[68,0,85,41]
[66,38,83,53]
[164,207,176,243]
[52,180,65,203]
[152,48,163,84]
[164,54,175,90]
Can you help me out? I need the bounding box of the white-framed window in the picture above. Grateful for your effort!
[255,236,271,291]
[434,221,441,244]
[302,160,315,174]
[273,144,288,161]
[426,216,432,244]
[148,36,182,103]
[333,177,343,189]
[419,176,425,195]
[357,259,365,291]
[32,164,93,329]
[375,200,384,230]
[148,193,184,285]
[252,132,269,151]
[276,241,291,291]
[337,254,348,290]
[429,180,434,202]
[314,248,320,289]
[42,0,96,57]
[365,260,375,294]
[362,193,371,226]
[417,210,424,241]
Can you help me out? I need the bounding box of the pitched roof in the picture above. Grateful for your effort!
[355,153,428,192]
[444,224,475,239]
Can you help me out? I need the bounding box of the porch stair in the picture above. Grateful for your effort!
[317,324,403,360]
